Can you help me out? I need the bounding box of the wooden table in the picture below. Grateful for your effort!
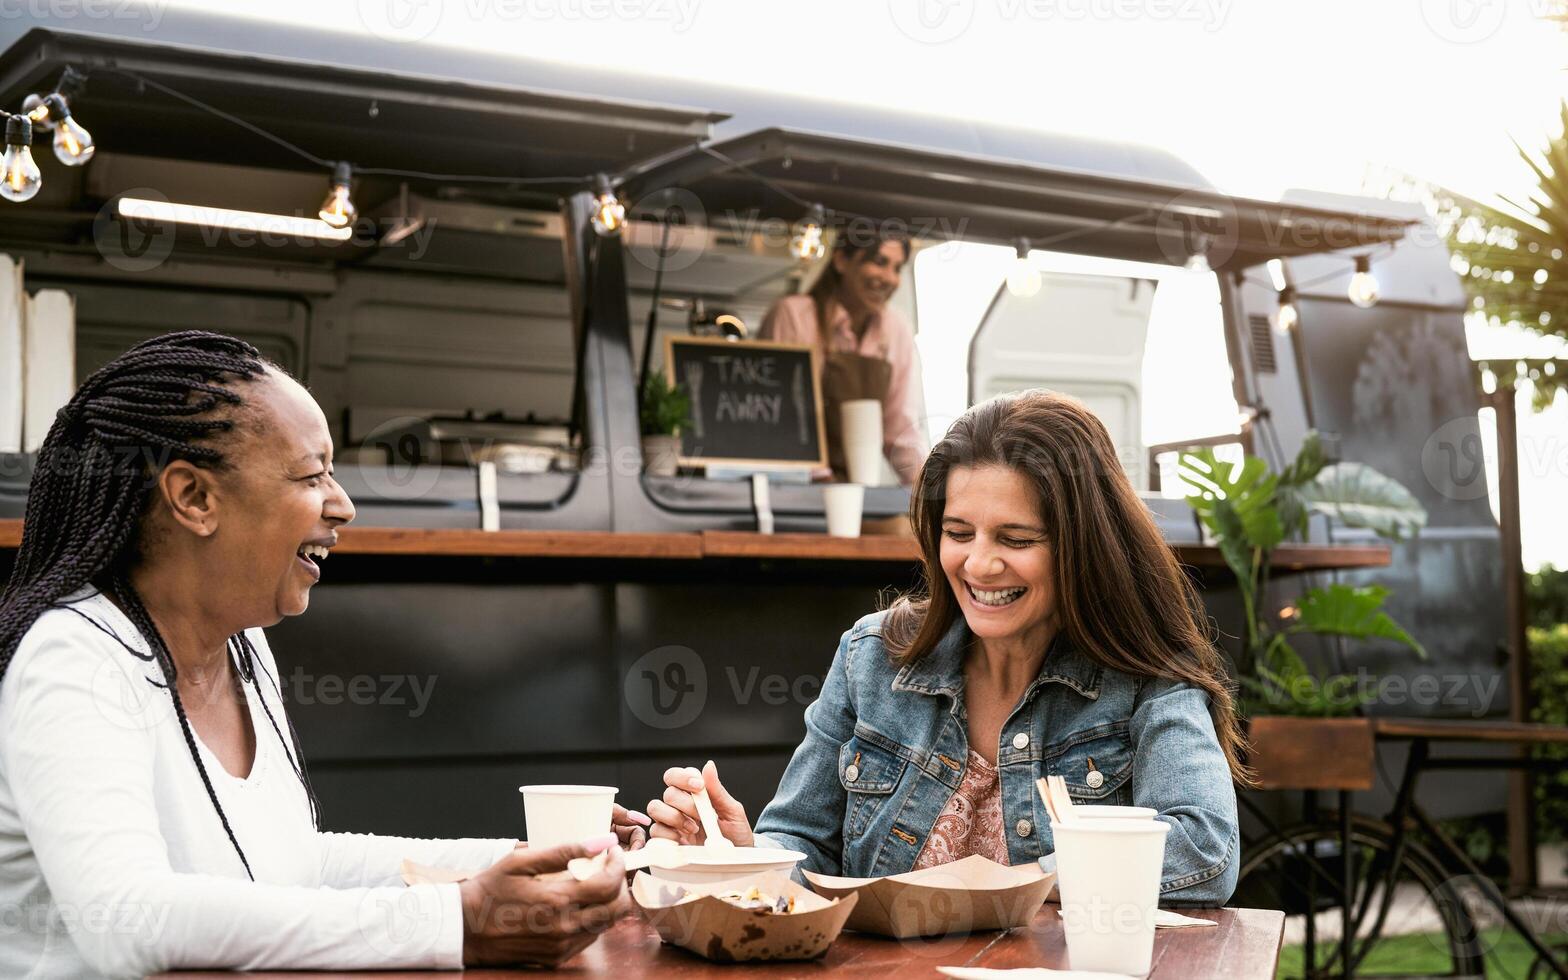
[153,904,1284,978]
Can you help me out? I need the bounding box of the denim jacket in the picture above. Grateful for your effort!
[754,610,1240,906]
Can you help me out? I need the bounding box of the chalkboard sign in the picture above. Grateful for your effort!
[664,336,826,469]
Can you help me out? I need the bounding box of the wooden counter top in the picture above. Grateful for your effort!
[0,518,1392,571]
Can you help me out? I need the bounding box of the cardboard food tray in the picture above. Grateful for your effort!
[802,854,1055,939]
[631,869,858,962]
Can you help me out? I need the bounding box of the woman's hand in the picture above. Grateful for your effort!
[646,760,754,848]
[459,835,629,968]
[612,803,651,850]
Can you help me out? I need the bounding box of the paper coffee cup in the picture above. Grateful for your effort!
[520,785,617,850]
[823,483,865,538]
[1052,817,1170,976]
[840,399,884,487]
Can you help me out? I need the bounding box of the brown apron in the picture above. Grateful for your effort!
[820,350,892,482]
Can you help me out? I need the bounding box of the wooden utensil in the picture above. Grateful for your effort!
[693,786,734,847]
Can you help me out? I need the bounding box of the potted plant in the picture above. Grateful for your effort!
[1178,433,1429,786]
[1530,621,1568,886]
[640,373,691,477]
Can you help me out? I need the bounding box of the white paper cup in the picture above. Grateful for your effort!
[840,399,884,487]
[823,483,865,538]
[1052,817,1171,976]
[1069,805,1158,821]
[519,784,617,850]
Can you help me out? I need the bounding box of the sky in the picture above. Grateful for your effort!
[172,0,1568,567]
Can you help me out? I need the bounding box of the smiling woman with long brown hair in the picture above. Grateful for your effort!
[648,389,1248,906]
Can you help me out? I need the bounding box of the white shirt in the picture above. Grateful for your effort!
[0,589,514,979]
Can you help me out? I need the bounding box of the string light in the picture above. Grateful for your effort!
[21,94,51,131]
[37,95,93,166]
[1274,285,1298,335]
[590,172,625,236]
[788,202,826,261]
[317,162,356,229]
[1,116,42,204]
[1348,253,1380,308]
[1006,237,1043,297]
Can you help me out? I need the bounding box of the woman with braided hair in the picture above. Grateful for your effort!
[0,331,640,977]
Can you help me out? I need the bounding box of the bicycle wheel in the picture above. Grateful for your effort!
[1236,814,1486,979]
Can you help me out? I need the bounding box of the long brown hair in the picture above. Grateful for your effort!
[884,390,1252,784]
[806,230,911,350]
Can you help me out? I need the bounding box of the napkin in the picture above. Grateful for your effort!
[937,968,1133,979]
[1154,909,1218,929]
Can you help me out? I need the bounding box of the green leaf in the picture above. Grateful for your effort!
[1297,462,1428,541]
[1278,430,1329,487]
[1178,449,1284,551]
[1290,583,1427,658]
[640,373,692,436]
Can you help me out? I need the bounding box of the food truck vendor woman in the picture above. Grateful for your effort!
[759,231,928,486]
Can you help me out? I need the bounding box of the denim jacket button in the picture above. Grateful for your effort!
[1011,732,1029,750]
[1086,770,1104,789]
[1016,819,1033,838]
[845,764,860,783]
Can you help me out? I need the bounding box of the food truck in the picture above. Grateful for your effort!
[0,11,1504,854]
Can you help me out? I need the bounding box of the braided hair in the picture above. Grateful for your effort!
[0,330,321,879]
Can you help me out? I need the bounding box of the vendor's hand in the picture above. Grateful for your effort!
[459,834,629,968]
[647,760,754,848]
[613,803,651,851]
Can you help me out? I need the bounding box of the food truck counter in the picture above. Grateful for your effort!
[0,518,1391,570]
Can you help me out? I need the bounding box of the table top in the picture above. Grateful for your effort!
[152,904,1284,978]
[0,519,1392,572]
[1370,717,1568,745]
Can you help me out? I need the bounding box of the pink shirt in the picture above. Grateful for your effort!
[759,294,929,485]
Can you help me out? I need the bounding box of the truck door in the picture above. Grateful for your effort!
[968,271,1157,488]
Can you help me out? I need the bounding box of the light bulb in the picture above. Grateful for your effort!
[318,162,356,229]
[1274,286,1298,335]
[22,94,52,131]
[1,117,42,204]
[590,173,624,236]
[1006,237,1042,297]
[789,203,826,261]
[48,97,93,166]
[1348,254,1380,308]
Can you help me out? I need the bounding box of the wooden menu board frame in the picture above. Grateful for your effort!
[663,335,828,471]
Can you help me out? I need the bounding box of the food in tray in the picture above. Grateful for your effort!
[714,885,796,914]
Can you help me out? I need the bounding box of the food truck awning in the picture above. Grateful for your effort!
[0,28,726,185]
[617,128,1419,271]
